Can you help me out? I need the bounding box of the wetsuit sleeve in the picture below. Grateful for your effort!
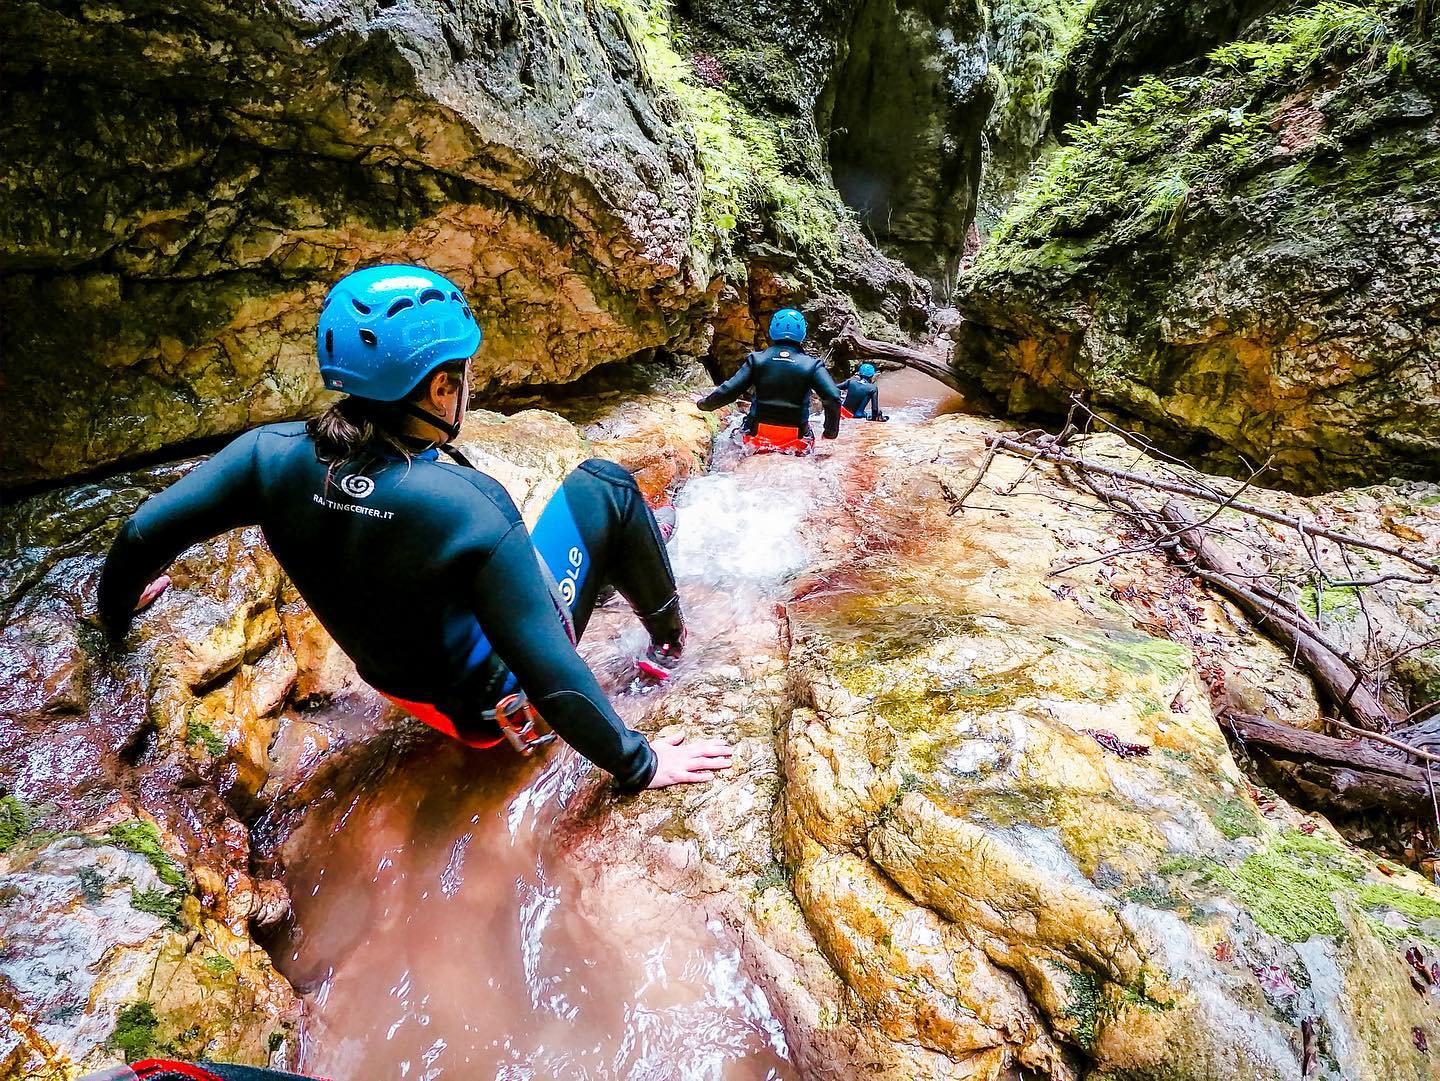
[473,524,656,789]
[98,429,262,636]
[696,357,755,411]
[811,363,842,439]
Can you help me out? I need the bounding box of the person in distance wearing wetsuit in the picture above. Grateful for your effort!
[838,363,887,422]
[98,264,729,790]
[695,308,841,452]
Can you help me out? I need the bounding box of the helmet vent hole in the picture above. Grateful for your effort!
[322,295,333,311]
[451,291,463,303]
[324,329,334,354]
[419,288,445,304]
[351,298,371,314]
[359,329,378,347]
[461,307,472,321]
[386,298,414,317]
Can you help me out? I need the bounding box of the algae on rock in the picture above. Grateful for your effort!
[953,0,1440,492]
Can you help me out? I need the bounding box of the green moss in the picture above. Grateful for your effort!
[1358,882,1440,924]
[104,820,186,890]
[108,1001,160,1062]
[600,0,844,253]
[1199,792,1263,840]
[1192,830,1440,944]
[202,954,235,978]
[0,795,41,852]
[1300,584,1360,620]
[982,1,1427,258]
[268,1031,286,1054]
[77,865,106,903]
[186,718,226,757]
[130,886,184,930]
[1060,965,1103,1048]
[1079,629,1190,680]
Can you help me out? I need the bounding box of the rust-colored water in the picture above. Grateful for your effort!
[274,740,794,1079]
[273,374,953,1080]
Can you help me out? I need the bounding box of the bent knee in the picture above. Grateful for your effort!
[575,457,640,492]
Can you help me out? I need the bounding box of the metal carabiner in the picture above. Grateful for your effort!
[494,693,557,756]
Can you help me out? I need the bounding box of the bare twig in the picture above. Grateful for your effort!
[988,436,1440,576]
[1325,716,1440,766]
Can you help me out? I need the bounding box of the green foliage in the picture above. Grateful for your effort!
[753,862,790,894]
[104,820,186,890]
[186,718,226,757]
[77,865,106,903]
[131,885,184,930]
[1212,2,1409,80]
[983,1,1425,258]
[108,1001,160,1061]
[600,0,844,254]
[1059,966,1103,1047]
[0,795,40,852]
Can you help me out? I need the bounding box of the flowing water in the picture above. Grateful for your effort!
[272,370,953,1080]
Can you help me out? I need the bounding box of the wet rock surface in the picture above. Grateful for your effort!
[952,2,1440,492]
[0,366,716,1079]
[2,0,718,488]
[552,413,1440,1080]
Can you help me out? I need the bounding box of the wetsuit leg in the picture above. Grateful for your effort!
[393,459,681,746]
[537,459,681,643]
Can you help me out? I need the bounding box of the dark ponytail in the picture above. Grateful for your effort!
[306,359,469,467]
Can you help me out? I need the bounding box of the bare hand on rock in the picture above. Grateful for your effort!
[135,575,171,611]
[645,731,733,788]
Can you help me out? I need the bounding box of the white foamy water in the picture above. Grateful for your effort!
[670,470,813,588]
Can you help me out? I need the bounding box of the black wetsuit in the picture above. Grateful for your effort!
[98,422,678,789]
[697,344,841,439]
[838,376,884,420]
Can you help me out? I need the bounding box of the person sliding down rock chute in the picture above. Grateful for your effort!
[838,363,888,422]
[98,264,729,790]
[696,308,841,454]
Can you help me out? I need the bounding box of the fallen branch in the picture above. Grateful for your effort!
[988,435,1440,577]
[1163,500,1396,732]
[1223,712,1434,809]
[831,331,966,393]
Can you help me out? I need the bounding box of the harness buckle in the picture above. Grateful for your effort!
[494,693,557,756]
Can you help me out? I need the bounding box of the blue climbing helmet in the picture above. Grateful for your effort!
[858,363,877,379]
[768,308,807,345]
[317,264,482,400]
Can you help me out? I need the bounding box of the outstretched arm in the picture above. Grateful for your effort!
[98,430,262,636]
[473,524,659,788]
[811,363,843,439]
[696,357,755,411]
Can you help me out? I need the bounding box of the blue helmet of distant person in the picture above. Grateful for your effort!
[858,363,877,379]
[768,308,807,345]
[317,264,482,400]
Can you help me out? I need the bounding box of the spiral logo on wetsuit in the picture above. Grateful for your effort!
[339,473,375,500]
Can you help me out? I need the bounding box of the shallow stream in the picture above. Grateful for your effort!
[271,371,953,1079]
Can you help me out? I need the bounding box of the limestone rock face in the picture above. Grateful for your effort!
[3,0,707,487]
[552,414,1440,1080]
[953,2,1440,492]
[0,369,716,1078]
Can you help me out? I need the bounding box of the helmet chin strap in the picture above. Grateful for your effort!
[396,371,468,444]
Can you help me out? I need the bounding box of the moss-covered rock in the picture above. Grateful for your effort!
[954,0,1440,492]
